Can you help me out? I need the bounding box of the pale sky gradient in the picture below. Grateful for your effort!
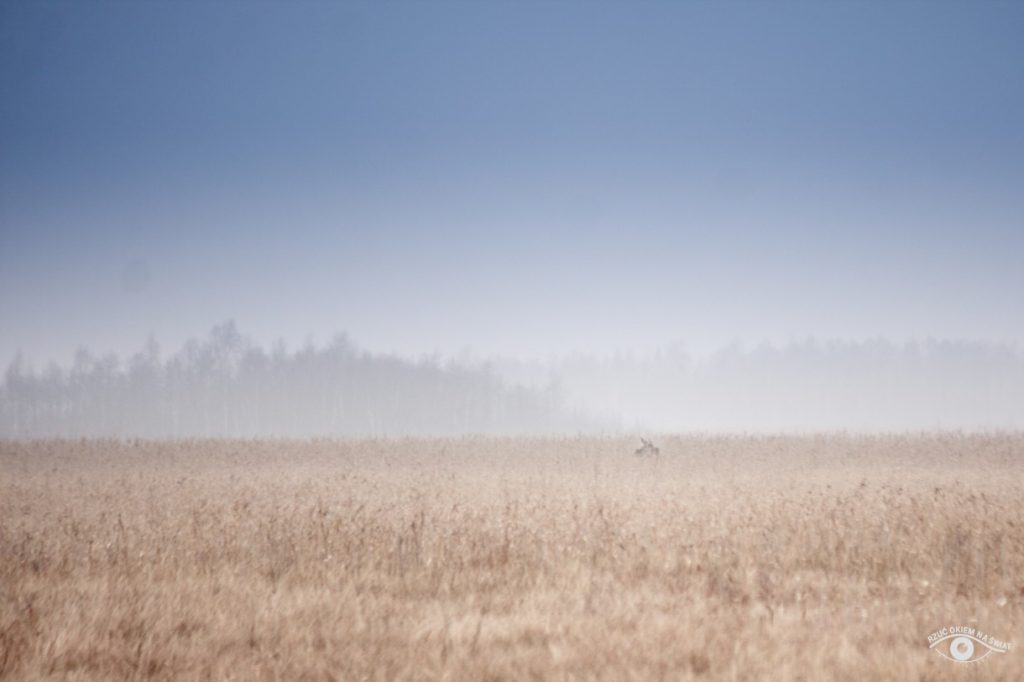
[2,1,1022,366]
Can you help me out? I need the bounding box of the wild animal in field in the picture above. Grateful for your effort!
[634,438,660,459]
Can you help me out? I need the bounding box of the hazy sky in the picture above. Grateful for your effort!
[2,1,1022,365]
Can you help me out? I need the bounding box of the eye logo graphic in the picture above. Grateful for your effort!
[927,626,1012,663]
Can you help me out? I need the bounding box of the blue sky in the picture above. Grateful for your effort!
[1,1,1022,365]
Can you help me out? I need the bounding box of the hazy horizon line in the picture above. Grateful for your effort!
[6,320,1022,372]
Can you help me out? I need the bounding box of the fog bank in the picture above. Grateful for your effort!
[3,325,1022,437]
[500,339,1024,432]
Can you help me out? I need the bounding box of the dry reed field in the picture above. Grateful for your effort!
[1,435,1022,680]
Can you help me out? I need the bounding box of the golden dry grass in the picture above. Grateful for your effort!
[1,435,1022,680]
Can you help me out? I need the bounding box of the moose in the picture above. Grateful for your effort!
[634,438,660,460]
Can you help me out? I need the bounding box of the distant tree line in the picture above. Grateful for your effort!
[6,327,1021,437]
[0,322,602,438]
